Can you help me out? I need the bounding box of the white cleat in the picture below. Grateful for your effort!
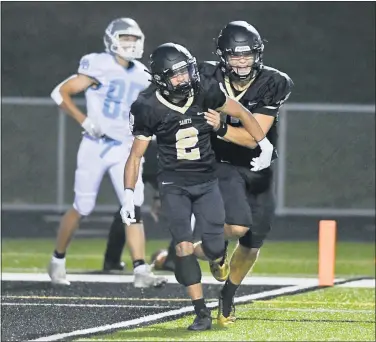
[133,264,168,288]
[48,256,70,285]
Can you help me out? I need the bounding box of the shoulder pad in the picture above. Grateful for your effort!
[133,60,148,71]
[199,61,219,77]
[262,65,293,84]
[78,53,107,79]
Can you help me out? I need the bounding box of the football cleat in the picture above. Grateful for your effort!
[133,264,168,288]
[209,242,230,282]
[217,295,236,327]
[103,260,126,272]
[48,257,70,285]
[188,308,212,331]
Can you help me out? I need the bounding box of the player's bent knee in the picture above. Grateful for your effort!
[228,224,249,238]
[174,253,202,286]
[73,195,96,216]
[201,234,225,261]
[175,241,194,257]
[239,230,267,249]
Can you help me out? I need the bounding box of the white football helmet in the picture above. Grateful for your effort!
[104,18,144,61]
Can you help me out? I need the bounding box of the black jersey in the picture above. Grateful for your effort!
[130,69,227,185]
[201,61,294,168]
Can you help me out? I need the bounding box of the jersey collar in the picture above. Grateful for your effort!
[224,76,254,101]
[155,91,194,114]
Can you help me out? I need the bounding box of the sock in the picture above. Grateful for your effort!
[53,250,66,259]
[219,240,229,266]
[133,259,146,269]
[221,279,239,317]
[192,298,206,316]
[167,239,176,260]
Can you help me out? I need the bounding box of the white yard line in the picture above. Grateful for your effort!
[2,302,176,309]
[1,272,371,341]
[0,272,326,286]
[2,295,195,302]
[28,283,318,342]
[337,279,375,288]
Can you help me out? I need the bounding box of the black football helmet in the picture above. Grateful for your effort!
[216,21,265,81]
[149,43,200,103]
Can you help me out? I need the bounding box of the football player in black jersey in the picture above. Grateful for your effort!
[148,21,294,327]
[204,21,294,327]
[119,42,274,331]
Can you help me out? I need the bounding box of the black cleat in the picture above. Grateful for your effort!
[103,261,126,272]
[187,308,212,331]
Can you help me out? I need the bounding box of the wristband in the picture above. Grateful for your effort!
[216,122,228,137]
[124,188,134,192]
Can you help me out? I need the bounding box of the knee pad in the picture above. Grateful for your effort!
[201,233,225,261]
[73,194,96,216]
[239,229,267,249]
[174,254,201,286]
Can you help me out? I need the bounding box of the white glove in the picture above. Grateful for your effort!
[250,137,274,172]
[81,117,103,138]
[120,189,136,226]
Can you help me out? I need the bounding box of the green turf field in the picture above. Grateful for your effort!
[2,238,375,341]
[1,238,375,277]
[77,288,375,341]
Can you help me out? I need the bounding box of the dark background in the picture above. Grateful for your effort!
[1,2,375,241]
[2,1,375,102]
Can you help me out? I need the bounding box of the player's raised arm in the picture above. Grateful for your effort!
[203,80,273,171]
[217,96,267,143]
[205,109,276,149]
[218,97,274,170]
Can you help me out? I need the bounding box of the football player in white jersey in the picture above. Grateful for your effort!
[48,17,167,288]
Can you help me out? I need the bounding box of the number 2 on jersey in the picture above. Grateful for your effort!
[175,127,201,161]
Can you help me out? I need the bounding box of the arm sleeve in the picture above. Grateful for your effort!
[253,74,294,117]
[129,100,156,141]
[77,54,102,83]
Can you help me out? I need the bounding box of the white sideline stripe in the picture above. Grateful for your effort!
[337,279,375,288]
[1,272,329,286]
[2,303,176,309]
[28,283,316,342]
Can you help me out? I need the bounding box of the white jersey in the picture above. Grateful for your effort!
[78,52,150,143]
